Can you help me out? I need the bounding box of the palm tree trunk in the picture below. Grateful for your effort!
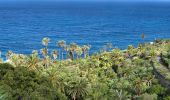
[72,52,74,60]
[66,52,68,59]
[69,51,74,60]
[83,52,86,58]
[62,51,63,60]
[59,50,61,60]
[77,54,79,59]
[73,96,76,100]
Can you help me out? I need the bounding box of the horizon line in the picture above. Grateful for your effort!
[1,0,170,2]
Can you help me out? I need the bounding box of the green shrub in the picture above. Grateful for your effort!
[138,93,157,100]
[0,66,67,100]
[0,63,14,80]
[148,84,166,95]
[164,96,170,100]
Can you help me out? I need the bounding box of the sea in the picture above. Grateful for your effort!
[0,1,170,58]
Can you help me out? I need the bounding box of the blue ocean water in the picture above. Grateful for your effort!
[0,2,170,58]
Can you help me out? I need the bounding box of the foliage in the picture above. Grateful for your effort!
[0,39,169,100]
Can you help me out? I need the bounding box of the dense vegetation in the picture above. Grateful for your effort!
[0,38,170,100]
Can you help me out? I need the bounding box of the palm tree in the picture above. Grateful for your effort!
[67,46,73,60]
[141,33,145,44]
[102,45,107,52]
[134,79,146,96]
[69,43,78,60]
[0,51,3,63]
[46,69,65,93]
[41,37,50,58]
[0,50,1,58]
[75,46,83,59]
[64,45,70,59]
[141,33,145,39]
[41,38,51,68]
[66,78,88,100]
[6,50,13,60]
[82,45,90,58]
[57,40,66,60]
[106,43,113,51]
[8,54,26,67]
[51,50,58,60]
[42,37,50,47]
[41,48,48,58]
[26,51,39,70]
[40,48,49,68]
[32,50,38,55]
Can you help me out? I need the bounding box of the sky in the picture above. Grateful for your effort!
[1,0,170,2]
